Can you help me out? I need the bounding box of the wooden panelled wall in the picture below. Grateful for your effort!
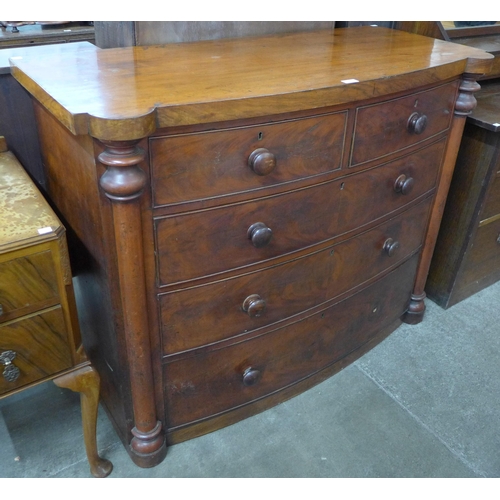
[94,21,335,48]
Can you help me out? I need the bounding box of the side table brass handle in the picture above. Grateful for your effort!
[0,350,20,383]
[0,303,3,316]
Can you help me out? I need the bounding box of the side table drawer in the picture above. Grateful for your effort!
[150,111,347,207]
[0,250,59,322]
[155,139,444,285]
[0,306,73,394]
[350,82,456,166]
[163,255,419,429]
[160,196,432,353]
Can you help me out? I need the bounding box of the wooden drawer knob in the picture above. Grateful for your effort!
[248,148,276,176]
[247,222,273,248]
[242,367,261,386]
[242,294,266,318]
[383,238,400,257]
[407,112,428,135]
[394,174,414,195]
[0,350,20,383]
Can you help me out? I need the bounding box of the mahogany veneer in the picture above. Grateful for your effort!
[8,27,492,468]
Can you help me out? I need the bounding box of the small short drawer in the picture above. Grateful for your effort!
[150,112,347,207]
[0,250,59,323]
[0,306,73,394]
[350,82,457,166]
[163,255,419,429]
[155,139,444,285]
[160,196,432,353]
[481,171,500,222]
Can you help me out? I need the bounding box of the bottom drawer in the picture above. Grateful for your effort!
[163,254,419,430]
[0,306,73,395]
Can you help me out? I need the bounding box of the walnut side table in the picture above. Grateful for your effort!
[0,137,112,477]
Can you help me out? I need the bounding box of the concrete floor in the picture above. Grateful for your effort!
[1,281,499,478]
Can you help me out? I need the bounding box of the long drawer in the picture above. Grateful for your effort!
[155,139,445,285]
[350,82,456,166]
[163,254,419,429]
[0,306,73,394]
[160,196,432,354]
[0,250,59,323]
[150,111,347,207]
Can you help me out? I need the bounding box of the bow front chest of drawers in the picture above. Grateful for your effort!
[9,27,492,468]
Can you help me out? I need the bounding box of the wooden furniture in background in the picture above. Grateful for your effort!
[0,42,96,191]
[426,80,500,308]
[420,22,500,307]
[93,21,334,48]
[0,137,112,477]
[391,21,500,79]
[9,27,492,468]
[0,22,94,49]
[446,24,500,80]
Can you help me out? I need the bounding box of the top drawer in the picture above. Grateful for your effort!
[0,250,59,323]
[350,82,457,166]
[150,112,347,207]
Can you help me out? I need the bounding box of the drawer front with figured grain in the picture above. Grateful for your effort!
[160,196,432,354]
[0,250,59,323]
[150,112,347,207]
[350,82,457,166]
[163,255,419,429]
[155,139,444,285]
[0,306,73,394]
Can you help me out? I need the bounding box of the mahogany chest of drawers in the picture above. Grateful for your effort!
[8,27,492,468]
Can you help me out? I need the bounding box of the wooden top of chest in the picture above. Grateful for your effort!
[8,26,493,141]
[0,140,61,251]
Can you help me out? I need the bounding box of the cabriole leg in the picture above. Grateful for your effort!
[54,365,113,478]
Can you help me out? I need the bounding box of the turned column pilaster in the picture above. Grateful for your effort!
[403,73,482,324]
[98,140,167,466]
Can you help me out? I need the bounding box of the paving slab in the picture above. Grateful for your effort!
[50,367,477,477]
[357,281,500,478]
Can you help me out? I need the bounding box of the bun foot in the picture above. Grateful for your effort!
[402,292,426,324]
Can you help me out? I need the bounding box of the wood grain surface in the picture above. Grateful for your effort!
[9,27,493,139]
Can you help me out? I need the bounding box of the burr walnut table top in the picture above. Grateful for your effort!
[8,27,493,141]
[0,148,60,251]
